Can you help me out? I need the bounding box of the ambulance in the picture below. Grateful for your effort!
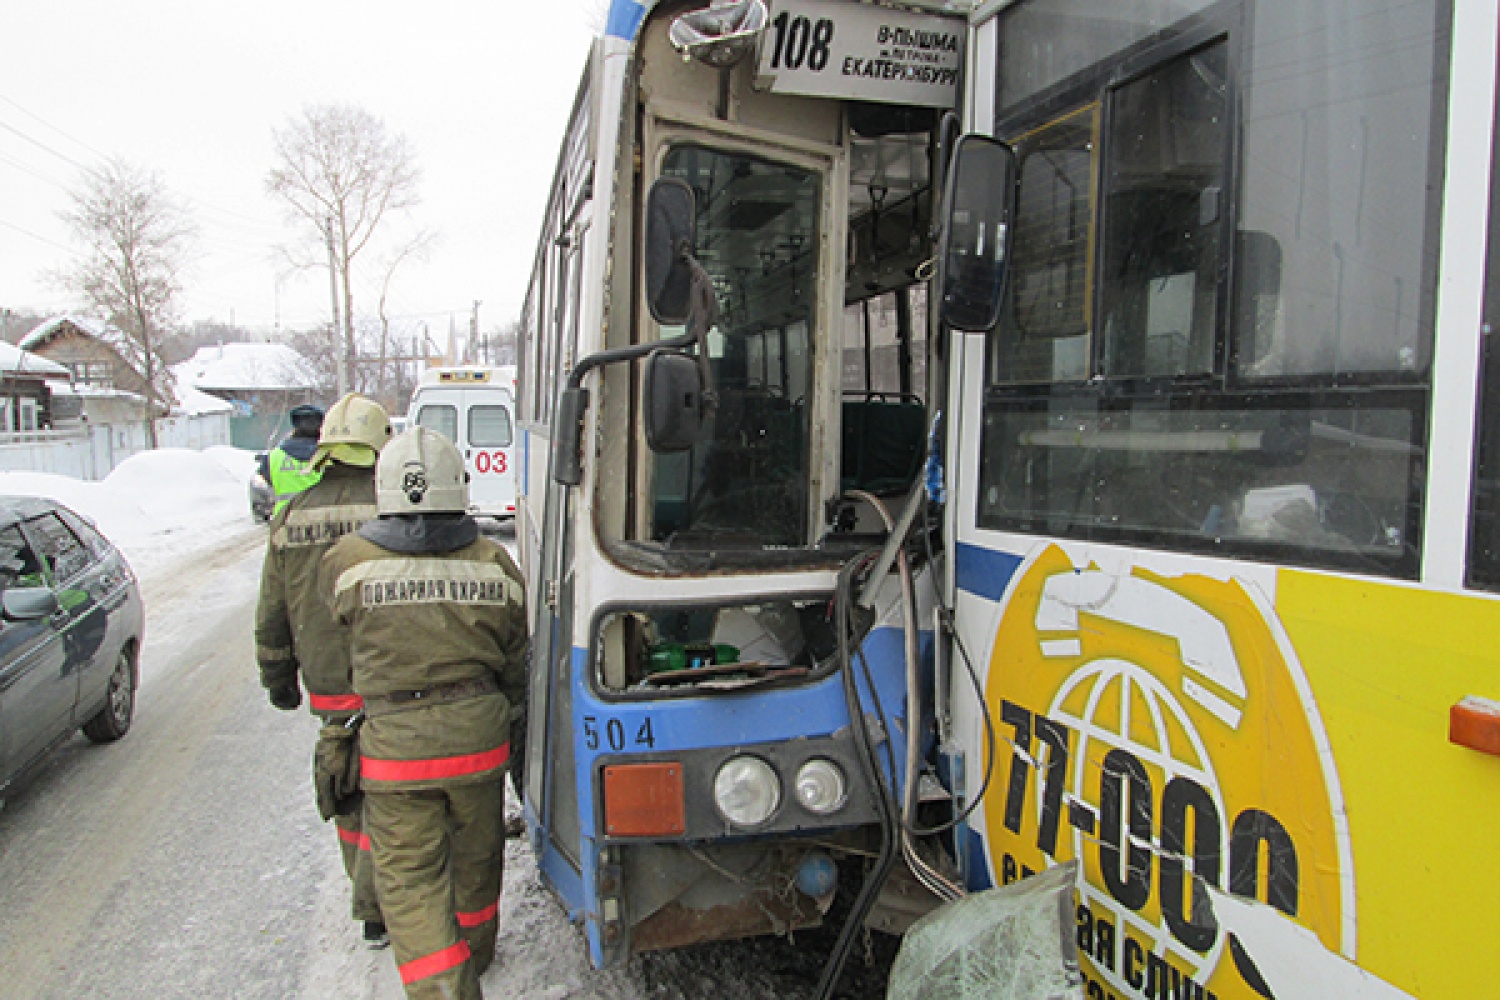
[407,365,516,522]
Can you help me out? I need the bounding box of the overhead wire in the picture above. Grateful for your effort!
[0,93,473,333]
[0,93,294,322]
[0,218,73,253]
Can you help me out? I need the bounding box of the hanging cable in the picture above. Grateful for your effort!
[908,459,1000,840]
[813,552,898,1000]
[846,489,963,902]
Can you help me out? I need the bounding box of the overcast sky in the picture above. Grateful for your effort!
[0,1,604,344]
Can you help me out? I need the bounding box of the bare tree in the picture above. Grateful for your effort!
[373,229,438,397]
[60,158,195,447]
[266,104,422,395]
[491,320,520,365]
[284,323,342,397]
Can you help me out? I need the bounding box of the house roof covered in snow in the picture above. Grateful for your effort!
[0,340,70,378]
[174,384,234,415]
[173,343,319,393]
[20,314,127,355]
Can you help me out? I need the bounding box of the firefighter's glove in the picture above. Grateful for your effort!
[268,682,303,712]
[314,722,363,821]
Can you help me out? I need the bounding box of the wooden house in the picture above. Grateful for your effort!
[19,315,166,420]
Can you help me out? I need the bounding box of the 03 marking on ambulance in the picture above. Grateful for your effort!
[474,451,509,474]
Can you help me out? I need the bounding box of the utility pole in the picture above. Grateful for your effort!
[471,300,483,365]
[327,215,347,396]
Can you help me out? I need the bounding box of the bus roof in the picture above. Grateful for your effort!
[607,0,978,42]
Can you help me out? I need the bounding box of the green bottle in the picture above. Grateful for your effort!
[647,642,740,673]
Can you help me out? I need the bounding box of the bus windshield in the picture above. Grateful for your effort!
[647,144,821,550]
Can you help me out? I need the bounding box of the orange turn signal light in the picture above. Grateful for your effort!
[603,762,686,837]
[1450,695,1500,758]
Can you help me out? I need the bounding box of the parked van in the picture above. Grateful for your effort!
[407,366,516,521]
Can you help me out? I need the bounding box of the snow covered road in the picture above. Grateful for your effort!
[0,449,895,999]
[0,523,325,997]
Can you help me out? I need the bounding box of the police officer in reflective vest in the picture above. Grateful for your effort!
[255,393,394,948]
[321,427,526,1000]
[260,404,325,516]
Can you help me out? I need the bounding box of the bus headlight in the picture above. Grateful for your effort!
[795,759,847,815]
[713,755,780,827]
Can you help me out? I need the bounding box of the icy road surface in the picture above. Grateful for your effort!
[0,449,895,999]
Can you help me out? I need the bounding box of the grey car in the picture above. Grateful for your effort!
[0,496,145,797]
[249,453,275,522]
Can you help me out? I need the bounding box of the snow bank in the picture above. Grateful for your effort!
[0,446,260,584]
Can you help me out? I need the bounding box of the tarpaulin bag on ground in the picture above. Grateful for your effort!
[313,721,363,821]
[886,860,1084,1000]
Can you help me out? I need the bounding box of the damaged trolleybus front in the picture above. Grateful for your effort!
[516,0,974,980]
[523,1,1500,997]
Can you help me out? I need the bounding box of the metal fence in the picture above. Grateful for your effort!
[0,412,233,481]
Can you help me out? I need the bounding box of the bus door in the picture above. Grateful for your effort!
[526,174,588,882]
[525,463,584,874]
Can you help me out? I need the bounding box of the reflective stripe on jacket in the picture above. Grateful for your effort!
[320,529,527,791]
[254,463,379,716]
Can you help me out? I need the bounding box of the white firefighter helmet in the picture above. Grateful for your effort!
[313,393,392,468]
[376,426,468,515]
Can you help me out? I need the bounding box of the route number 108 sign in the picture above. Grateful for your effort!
[754,0,962,109]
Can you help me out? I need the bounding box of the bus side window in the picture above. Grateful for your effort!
[995,106,1096,386]
[1099,41,1228,381]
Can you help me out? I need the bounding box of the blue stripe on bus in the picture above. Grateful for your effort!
[606,0,647,40]
[536,838,585,924]
[564,620,924,809]
[963,827,993,891]
[570,638,914,749]
[955,541,1023,603]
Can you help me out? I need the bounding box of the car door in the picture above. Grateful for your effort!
[413,396,460,448]
[0,523,71,784]
[465,393,516,517]
[36,511,114,708]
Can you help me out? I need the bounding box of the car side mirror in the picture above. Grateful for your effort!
[643,350,705,452]
[644,177,697,326]
[937,133,1018,333]
[3,586,58,621]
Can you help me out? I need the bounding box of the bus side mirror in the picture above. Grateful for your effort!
[552,386,586,486]
[644,177,697,326]
[937,134,1017,333]
[643,350,704,453]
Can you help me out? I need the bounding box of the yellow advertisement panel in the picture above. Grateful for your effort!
[980,544,1500,999]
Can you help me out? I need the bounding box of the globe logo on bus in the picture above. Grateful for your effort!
[983,545,1353,1000]
[1049,657,1228,991]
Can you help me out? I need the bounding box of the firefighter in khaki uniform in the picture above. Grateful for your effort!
[255,393,393,948]
[321,427,526,1000]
